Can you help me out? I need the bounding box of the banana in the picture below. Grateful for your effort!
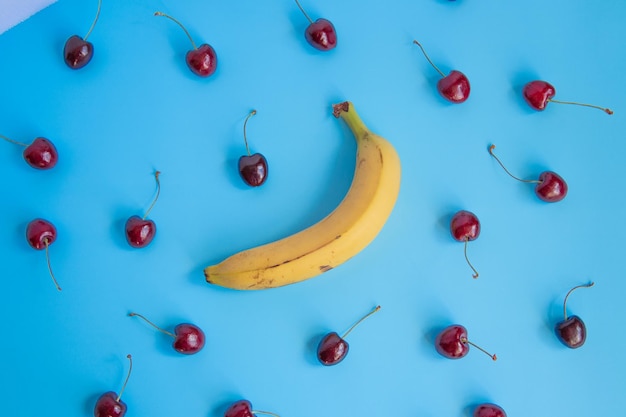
[205,101,402,290]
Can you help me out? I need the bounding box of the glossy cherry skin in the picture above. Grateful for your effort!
[125,215,156,248]
[224,400,254,417]
[26,218,57,250]
[173,323,205,354]
[535,171,568,202]
[186,44,217,77]
[305,18,337,51]
[23,138,58,170]
[437,70,470,103]
[94,391,127,417]
[555,315,587,348]
[474,403,507,417]
[64,35,94,69]
[435,324,469,359]
[523,80,555,111]
[239,153,268,187]
[450,210,480,242]
[317,332,348,365]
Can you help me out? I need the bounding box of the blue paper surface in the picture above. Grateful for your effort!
[1,1,625,416]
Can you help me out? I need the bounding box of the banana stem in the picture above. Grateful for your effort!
[332,102,369,140]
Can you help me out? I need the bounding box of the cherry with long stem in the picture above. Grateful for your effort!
[124,171,161,248]
[489,144,568,203]
[413,40,470,103]
[238,110,268,187]
[64,0,101,69]
[154,11,217,77]
[294,0,337,51]
[129,311,205,354]
[2,134,58,170]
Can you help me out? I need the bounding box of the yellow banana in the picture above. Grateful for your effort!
[205,101,402,290]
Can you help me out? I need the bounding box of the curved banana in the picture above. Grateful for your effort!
[205,101,402,290]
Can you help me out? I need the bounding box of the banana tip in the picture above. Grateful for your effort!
[332,101,350,118]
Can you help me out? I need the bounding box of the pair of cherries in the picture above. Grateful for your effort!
[94,354,277,417]
[413,40,613,115]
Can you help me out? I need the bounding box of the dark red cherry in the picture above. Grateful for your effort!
[238,110,268,187]
[26,218,61,291]
[414,40,470,103]
[64,0,101,70]
[489,145,568,203]
[64,35,94,69]
[2,134,58,170]
[316,305,380,366]
[186,44,218,77]
[450,210,480,278]
[94,354,133,417]
[295,1,337,51]
[224,400,279,417]
[125,171,160,248]
[473,403,507,417]
[435,324,496,361]
[555,282,594,348]
[523,80,612,114]
[129,312,205,354]
[155,12,218,78]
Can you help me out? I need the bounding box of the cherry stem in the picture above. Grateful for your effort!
[129,312,175,338]
[243,110,257,156]
[488,144,539,184]
[461,337,497,361]
[294,0,314,24]
[548,99,613,115]
[116,354,133,402]
[413,40,446,78]
[463,238,479,279]
[154,11,198,50]
[142,171,161,220]
[341,305,381,339]
[251,411,280,417]
[0,134,28,147]
[563,281,595,320]
[83,0,102,41]
[44,238,61,291]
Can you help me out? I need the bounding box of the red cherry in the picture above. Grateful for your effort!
[413,40,470,103]
[224,400,279,417]
[317,305,380,366]
[125,171,161,248]
[94,354,133,417]
[435,324,496,361]
[1,134,58,170]
[450,210,480,278]
[64,0,101,69]
[129,312,206,354]
[295,0,337,51]
[473,403,507,417]
[238,110,268,187]
[26,218,61,291]
[155,12,217,77]
[523,80,613,114]
[489,144,568,203]
[555,282,595,349]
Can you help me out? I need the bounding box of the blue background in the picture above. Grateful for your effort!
[1,0,625,416]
